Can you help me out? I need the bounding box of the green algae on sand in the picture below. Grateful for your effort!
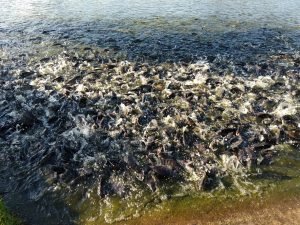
[0,199,21,225]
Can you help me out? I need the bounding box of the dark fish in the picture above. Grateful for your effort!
[152,165,174,179]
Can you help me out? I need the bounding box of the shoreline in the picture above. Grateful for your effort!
[115,189,300,225]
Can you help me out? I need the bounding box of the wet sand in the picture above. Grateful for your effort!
[117,194,300,225]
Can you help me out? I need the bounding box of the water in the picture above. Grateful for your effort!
[1,0,300,63]
[1,0,300,25]
[0,1,300,225]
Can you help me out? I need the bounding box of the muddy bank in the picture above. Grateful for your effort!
[115,176,300,225]
[124,196,300,225]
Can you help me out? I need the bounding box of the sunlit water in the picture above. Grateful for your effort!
[1,0,300,25]
[0,1,300,225]
[1,0,300,62]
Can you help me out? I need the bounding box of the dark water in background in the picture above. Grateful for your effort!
[0,0,300,63]
[0,1,300,225]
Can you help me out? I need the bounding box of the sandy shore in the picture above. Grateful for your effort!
[115,193,300,225]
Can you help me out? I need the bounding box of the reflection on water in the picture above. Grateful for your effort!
[1,0,300,27]
[0,0,299,64]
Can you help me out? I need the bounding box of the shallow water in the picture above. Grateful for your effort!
[0,1,300,225]
[1,0,300,26]
[1,0,300,63]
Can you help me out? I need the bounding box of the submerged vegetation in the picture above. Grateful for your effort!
[0,200,20,225]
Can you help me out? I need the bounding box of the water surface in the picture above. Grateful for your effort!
[1,0,300,63]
